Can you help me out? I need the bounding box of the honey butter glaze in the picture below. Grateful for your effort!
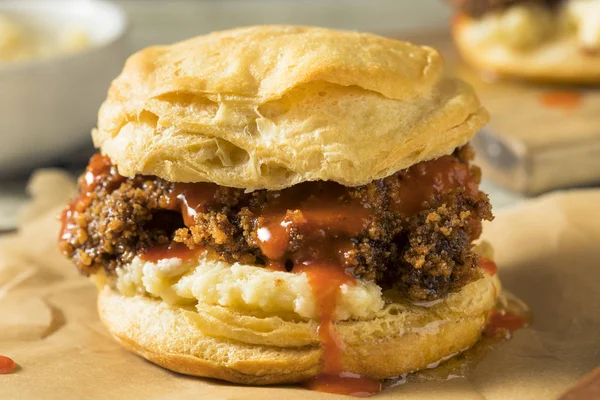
[59,149,498,396]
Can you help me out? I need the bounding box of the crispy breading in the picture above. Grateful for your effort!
[59,146,492,301]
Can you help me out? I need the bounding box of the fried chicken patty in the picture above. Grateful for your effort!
[447,0,563,17]
[59,146,492,301]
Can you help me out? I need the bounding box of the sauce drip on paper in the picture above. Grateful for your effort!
[484,310,527,338]
[541,91,583,110]
[305,373,382,397]
[0,355,16,374]
[480,258,527,340]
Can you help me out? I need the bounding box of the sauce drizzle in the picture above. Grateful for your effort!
[61,152,485,396]
[295,264,354,374]
[167,183,219,227]
[388,155,479,216]
[59,154,125,242]
[479,257,498,276]
[295,264,382,396]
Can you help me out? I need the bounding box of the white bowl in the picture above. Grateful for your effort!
[0,0,128,175]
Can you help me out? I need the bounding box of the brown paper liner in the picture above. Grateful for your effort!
[1,170,599,399]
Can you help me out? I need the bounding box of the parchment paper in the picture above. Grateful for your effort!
[2,170,599,399]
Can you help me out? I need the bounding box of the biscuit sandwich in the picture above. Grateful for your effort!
[59,25,500,394]
[448,0,600,83]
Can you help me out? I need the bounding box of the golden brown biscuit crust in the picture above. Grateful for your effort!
[93,25,488,190]
[453,17,600,83]
[97,273,500,384]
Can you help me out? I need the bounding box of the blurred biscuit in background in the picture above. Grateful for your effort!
[448,0,600,83]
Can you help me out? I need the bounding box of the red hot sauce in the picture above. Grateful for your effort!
[62,152,483,396]
[479,257,498,276]
[250,156,478,396]
[249,183,383,394]
[484,310,527,338]
[59,154,125,243]
[138,183,219,261]
[81,153,114,192]
[296,264,382,396]
[388,154,479,216]
[140,242,205,263]
[304,373,382,397]
[166,182,220,227]
[541,91,583,110]
[0,355,16,374]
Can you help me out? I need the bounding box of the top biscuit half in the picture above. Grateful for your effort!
[93,25,488,190]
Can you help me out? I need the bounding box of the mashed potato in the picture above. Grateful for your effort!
[116,252,385,321]
[0,14,89,63]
